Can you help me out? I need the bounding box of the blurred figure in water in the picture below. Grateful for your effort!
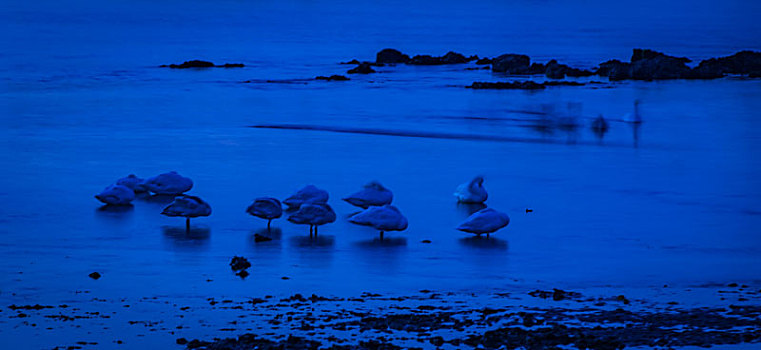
[591,114,609,142]
[624,100,643,147]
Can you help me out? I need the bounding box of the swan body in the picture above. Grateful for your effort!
[283,185,329,210]
[454,176,488,203]
[161,195,212,218]
[115,174,148,193]
[142,171,193,195]
[457,208,510,235]
[349,205,408,234]
[247,197,283,228]
[288,202,336,235]
[95,184,135,205]
[343,181,393,208]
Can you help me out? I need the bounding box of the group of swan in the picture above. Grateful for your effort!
[95,171,210,230]
[96,173,511,239]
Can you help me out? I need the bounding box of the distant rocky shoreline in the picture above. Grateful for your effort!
[342,48,761,81]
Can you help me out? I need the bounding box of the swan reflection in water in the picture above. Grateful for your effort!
[459,236,509,250]
[162,226,211,250]
[354,237,407,248]
[289,235,335,248]
[96,204,134,214]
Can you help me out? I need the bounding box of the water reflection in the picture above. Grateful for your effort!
[95,204,134,214]
[354,237,407,248]
[289,235,335,248]
[162,226,211,250]
[459,236,509,250]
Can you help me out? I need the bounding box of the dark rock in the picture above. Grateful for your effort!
[219,63,244,68]
[476,57,492,65]
[632,48,690,64]
[409,51,470,65]
[528,62,546,75]
[229,256,251,271]
[236,270,249,279]
[441,51,469,64]
[88,272,101,280]
[165,60,214,69]
[421,240,432,244]
[315,75,350,81]
[545,60,594,79]
[347,63,376,74]
[376,49,410,64]
[176,338,188,345]
[341,59,361,65]
[467,81,545,90]
[596,60,632,81]
[467,81,584,90]
[630,50,691,80]
[253,234,272,242]
[695,51,761,76]
[491,54,531,74]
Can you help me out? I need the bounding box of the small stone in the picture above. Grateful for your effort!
[88,272,101,280]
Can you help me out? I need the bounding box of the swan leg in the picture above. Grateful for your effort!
[267,219,271,230]
[309,225,313,237]
[486,232,490,238]
[379,231,384,241]
[314,226,318,236]
[185,217,190,232]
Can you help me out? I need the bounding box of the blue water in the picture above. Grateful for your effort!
[1,0,761,348]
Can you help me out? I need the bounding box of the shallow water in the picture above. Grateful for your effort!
[1,0,761,348]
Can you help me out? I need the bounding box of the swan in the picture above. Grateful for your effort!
[115,174,148,193]
[161,195,211,231]
[349,205,408,240]
[287,202,336,236]
[454,176,488,203]
[457,208,510,237]
[142,171,193,195]
[343,181,393,208]
[95,184,135,205]
[283,185,329,210]
[246,197,283,229]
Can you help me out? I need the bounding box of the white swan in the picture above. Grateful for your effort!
[349,205,408,240]
[343,181,393,208]
[161,195,211,231]
[454,176,488,203]
[95,184,135,205]
[287,202,336,236]
[246,197,283,229]
[283,185,329,210]
[142,171,193,195]
[457,208,510,237]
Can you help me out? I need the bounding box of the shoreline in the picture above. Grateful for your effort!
[5,284,759,350]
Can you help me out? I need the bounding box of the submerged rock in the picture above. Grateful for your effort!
[467,81,545,90]
[315,75,350,81]
[88,272,101,280]
[160,60,245,69]
[544,60,595,79]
